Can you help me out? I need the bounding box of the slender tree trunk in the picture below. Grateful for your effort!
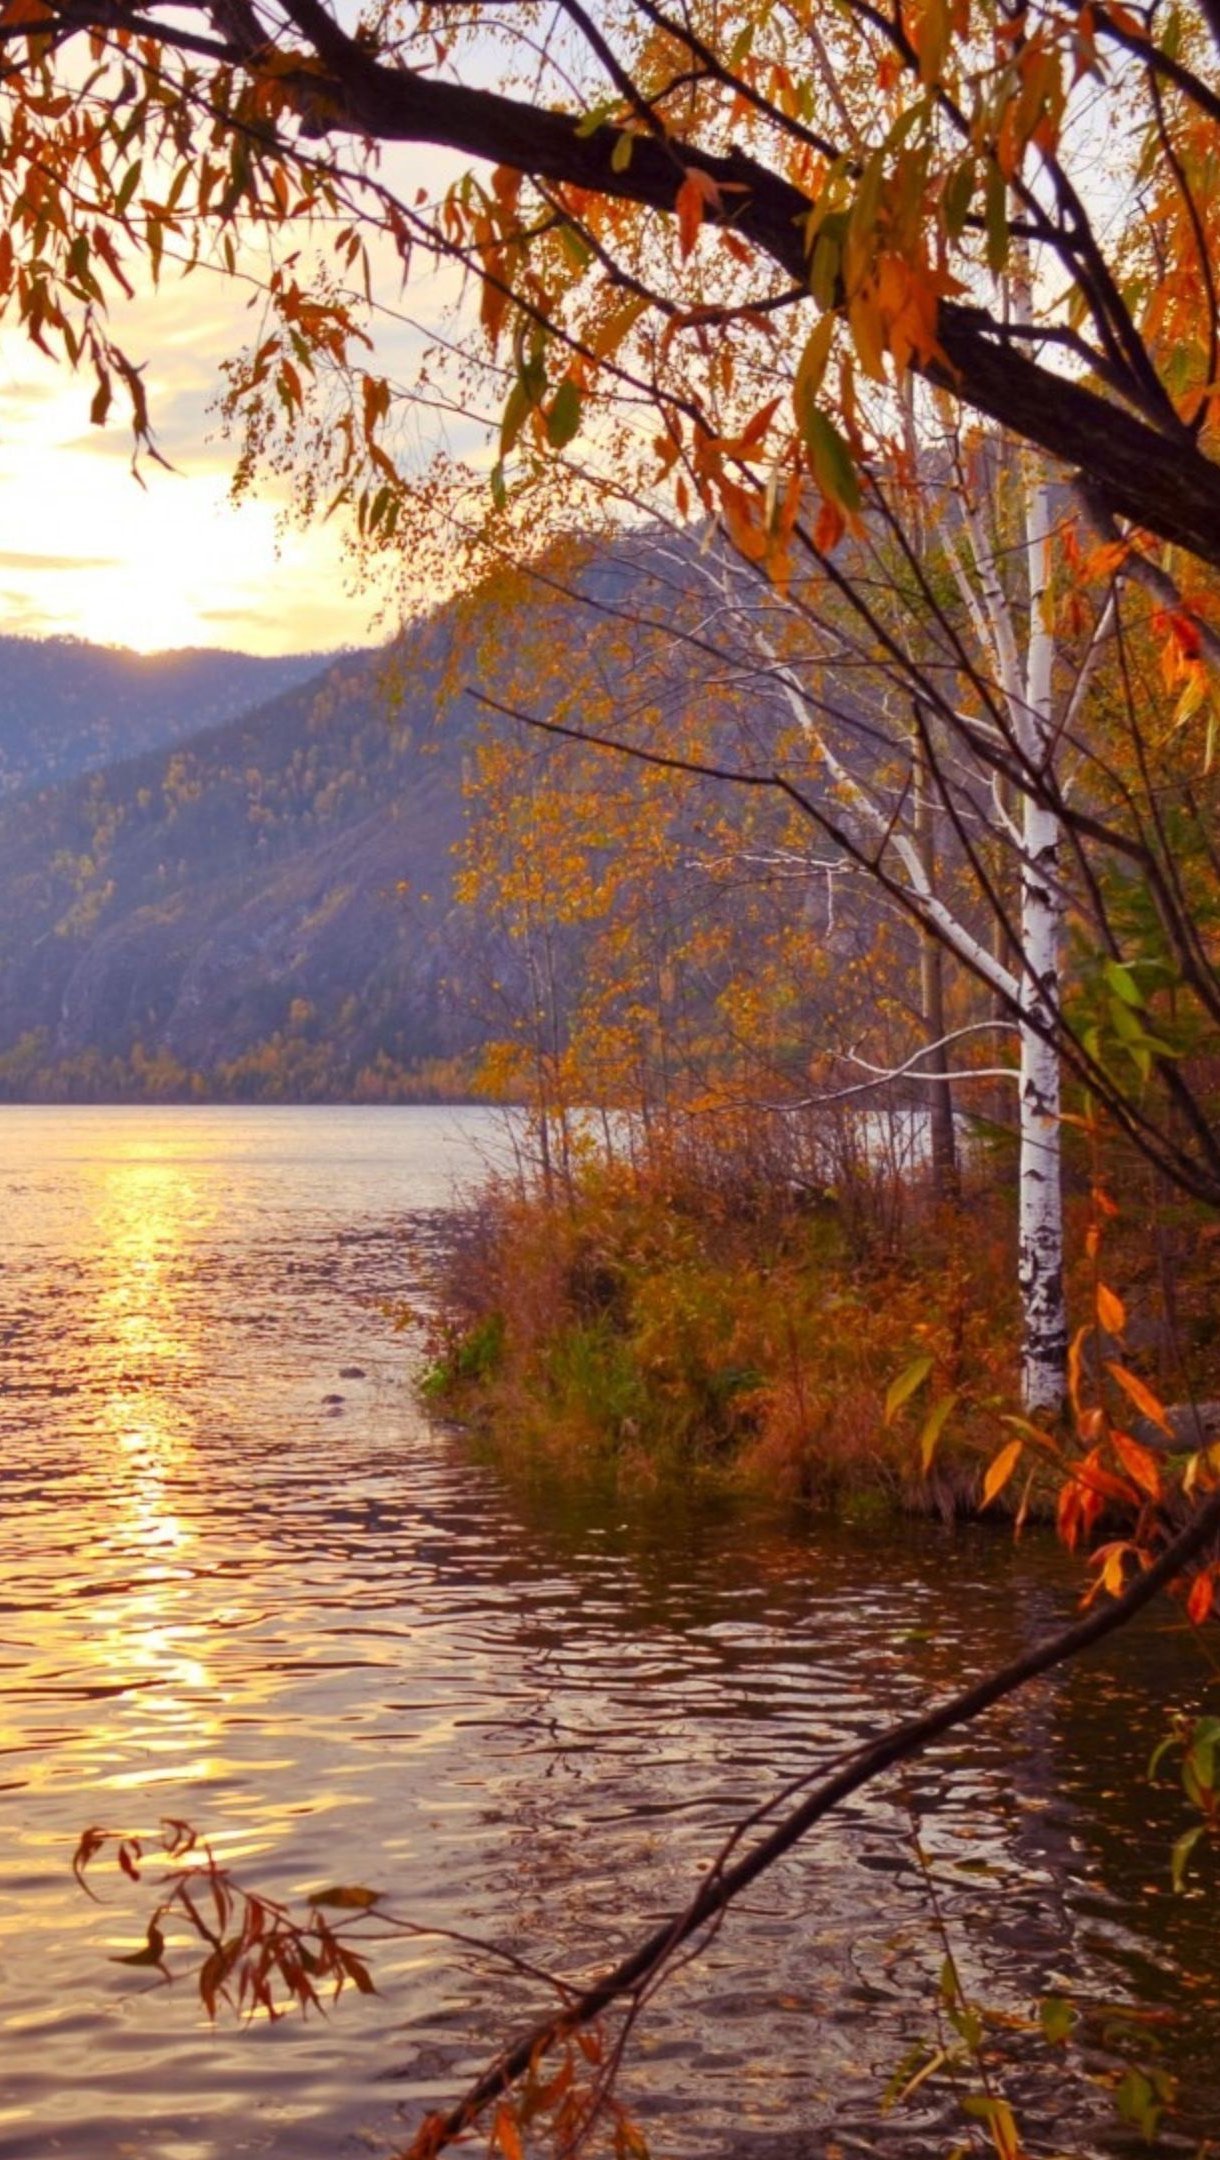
[1017,475,1067,1414]
[913,736,959,1200]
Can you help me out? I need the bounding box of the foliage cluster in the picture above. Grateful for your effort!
[0,1025,483,1105]
[426,1136,1022,1506]
[427,1106,1220,1515]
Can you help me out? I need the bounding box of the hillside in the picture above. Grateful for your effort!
[0,531,893,1104]
[0,630,495,1100]
[0,637,344,801]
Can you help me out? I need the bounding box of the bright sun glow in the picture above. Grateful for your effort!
[0,313,390,654]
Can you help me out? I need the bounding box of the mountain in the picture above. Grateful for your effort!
[0,629,495,1100]
[0,637,345,801]
[0,529,861,1104]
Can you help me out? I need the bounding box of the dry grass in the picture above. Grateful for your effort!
[423,1148,1025,1509]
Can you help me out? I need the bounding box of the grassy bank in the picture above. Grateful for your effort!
[422,1152,1035,1513]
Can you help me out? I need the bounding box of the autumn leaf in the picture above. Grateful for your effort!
[1106,1361,1171,1435]
[1096,1282,1126,1336]
[1187,1571,1215,1626]
[675,169,720,260]
[981,1438,1023,1507]
[489,2105,525,2160]
[916,1393,957,1472]
[310,1884,380,1909]
[884,1353,933,1425]
[546,376,582,449]
[1111,1428,1162,1501]
[111,1919,167,1969]
[801,407,861,514]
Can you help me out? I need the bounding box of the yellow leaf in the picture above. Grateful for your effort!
[847,290,887,380]
[982,1437,1023,1508]
[917,1392,957,1471]
[589,292,648,361]
[884,1353,933,1426]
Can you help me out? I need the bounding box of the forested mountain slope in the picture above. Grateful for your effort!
[0,533,901,1103]
[0,637,341,800]
[0,632,490,1099]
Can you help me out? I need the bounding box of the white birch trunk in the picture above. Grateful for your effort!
[1015,471,1067,1414]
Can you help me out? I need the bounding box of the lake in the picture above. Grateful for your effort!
[1,1104,1217,2158]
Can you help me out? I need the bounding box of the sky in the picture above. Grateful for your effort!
[0,163,463,659]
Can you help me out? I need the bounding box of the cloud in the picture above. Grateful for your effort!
[0,378,56,411]
[0,549,121,573]
[0,593,59,631]
[197,605,283,627]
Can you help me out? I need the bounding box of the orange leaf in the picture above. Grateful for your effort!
[814,498,845,552]
[1106,1361,1171,1434]
[740,394,783,449]
[1187,1570,1215,1625]
[491,2106,524,2160]
[675,173,705,261]
[982,1438,1023,1508]
[1111,1429,1162,1501]
[1067,1321,1088,1416]
[1096,1282,1126,1336]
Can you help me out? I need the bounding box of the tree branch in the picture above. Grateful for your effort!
[408,1477,1220,2157]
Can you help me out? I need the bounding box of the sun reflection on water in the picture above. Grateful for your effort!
[86,1146,224,1775]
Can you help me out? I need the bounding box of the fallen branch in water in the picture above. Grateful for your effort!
[402,1477,1220,2158]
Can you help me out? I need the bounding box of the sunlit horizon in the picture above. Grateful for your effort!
[0,197,453,657]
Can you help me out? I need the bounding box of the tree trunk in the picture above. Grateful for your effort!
[1016,476,1067,1415]
[913,738,959,1201]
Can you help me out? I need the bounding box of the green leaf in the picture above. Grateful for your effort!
[489,460,507,511]
[546,376,582,449]
[917,1391,957,1471]
[801,407,861,514]
[1115,2066,1161,2136]
[115,160,143,216]
[793,315,835,429]
[849,151,885,256]
[1039,1994,1075,2045]
[943,161,974,239]
[948,2003,983,2050]
[499,377,531,458]
[884,1353,934,1425]
[558,224,592,271]
[610,130,634,174]
[807,212,847,308]
[1171,1822,1204,1892]
[575,99,617,138]
[727,21,754,67]
[984,163,1009,275]
[1104,959,1145,1008]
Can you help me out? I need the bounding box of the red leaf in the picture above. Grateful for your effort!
[1188,1571,1215,1626]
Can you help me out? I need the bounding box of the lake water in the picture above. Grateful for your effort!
[1,1105,1217,2160]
